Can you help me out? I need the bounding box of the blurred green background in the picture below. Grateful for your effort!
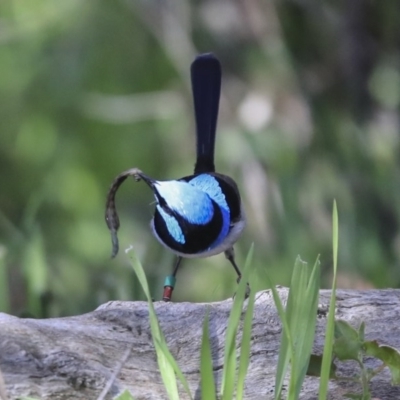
[1,0,400,317]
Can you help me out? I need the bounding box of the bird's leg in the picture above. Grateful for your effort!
[225,247,242,280]
[162,256,182,302]
[224,247,250,298]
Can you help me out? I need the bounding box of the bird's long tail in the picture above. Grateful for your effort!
[191,53,221,174]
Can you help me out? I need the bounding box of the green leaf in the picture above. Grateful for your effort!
[334,320,362,361]
[306,354,337,378]
[343,393,367,400]
[113,389,136,400]
[364,341,400,384]
[334,337,361,362]
[335,320,359,341]
[236,280,256,400]
[20,398,42,400]
[128,250,178,399]
[358,322,365,342]
[155,338,194,399]
[297,257,320,361]
[221,244,254,400]
[319,200,339,400]
[268,279,293,400]
[291,257,321,399]
[273,255,321,400]
[287,257,308,344]
[0,249,9,312]
[127,248,193,400]
[23,228,48,316]
[200,309,217,400]
[274,256,306,399]
[152,338,180,400]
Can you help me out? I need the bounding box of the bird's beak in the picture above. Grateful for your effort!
[135,171,156,190]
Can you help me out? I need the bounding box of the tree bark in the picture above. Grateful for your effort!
[1,288,400,400]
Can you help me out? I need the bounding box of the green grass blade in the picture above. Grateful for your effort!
[319,200,339,399]
[220,292,242,400]
[0,249,9,313]
[273,255,321,400]
[152,338,184,400]
[23,228,48,316]
[221,244,254,400]
[20,398,41,400]
[291,257,321,398]
[127,248,192,400]
[286,258,309,400]
[264,273,294,400]
[200,309,217,400]
[286,256,308,347]
[113,389,136,400]
[236,281,256,400]
[274,257,307,399]
[221,350,236,400]
[155,338,194,399]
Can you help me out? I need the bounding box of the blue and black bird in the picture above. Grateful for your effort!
[105,53,246,301]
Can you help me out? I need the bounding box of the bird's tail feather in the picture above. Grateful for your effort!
[191,53,221,174]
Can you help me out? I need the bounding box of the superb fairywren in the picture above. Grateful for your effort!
[105,53,246,301]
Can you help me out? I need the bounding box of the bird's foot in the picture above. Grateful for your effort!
[233,277,250,299]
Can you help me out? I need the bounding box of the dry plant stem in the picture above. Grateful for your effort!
[96,345,133,400]
[105,167,144,258]
[0,368,8,400]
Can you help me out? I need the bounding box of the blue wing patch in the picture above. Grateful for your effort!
[209,206,230,249]
[155,180,214,225]
[154,176,232,251]
[156,206,185,244]
[188,174,231,250]
[188,174,229,212]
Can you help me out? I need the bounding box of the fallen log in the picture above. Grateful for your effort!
[1,288,400,400]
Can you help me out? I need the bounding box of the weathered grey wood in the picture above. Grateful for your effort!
[1,288,400,400]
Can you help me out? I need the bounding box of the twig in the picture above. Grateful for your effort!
[96,345,134,400]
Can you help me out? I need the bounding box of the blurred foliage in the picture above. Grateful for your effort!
[1,0,400,317]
